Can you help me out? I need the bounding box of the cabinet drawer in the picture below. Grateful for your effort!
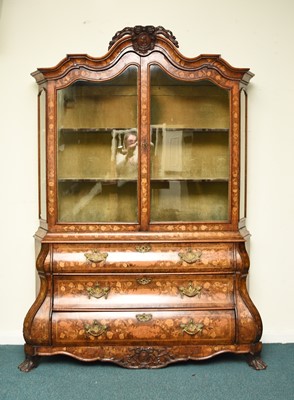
[52,310,235,345]
[52,243,234,273]
[53,274,234,310]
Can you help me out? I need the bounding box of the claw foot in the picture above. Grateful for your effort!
[245,353,267,370]
[18,356,39,372]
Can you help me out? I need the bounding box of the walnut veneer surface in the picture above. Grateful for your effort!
[19,26,266,372]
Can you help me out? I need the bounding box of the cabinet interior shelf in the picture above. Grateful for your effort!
[59,128,126,134]
[58,178,229,183]
[59,127,229,134]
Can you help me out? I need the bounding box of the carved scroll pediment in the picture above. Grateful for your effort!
[108,25,179,54]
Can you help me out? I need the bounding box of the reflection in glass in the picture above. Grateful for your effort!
[116,129,138,179]
[57,66,138,223]
[150,66,230,222]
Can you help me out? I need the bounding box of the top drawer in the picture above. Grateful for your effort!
[52,243,234,273]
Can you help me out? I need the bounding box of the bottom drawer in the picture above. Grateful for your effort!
[52,310,235,345]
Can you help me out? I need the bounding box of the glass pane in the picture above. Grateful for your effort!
[57,66,138,222]
[39,90,47,221]
[150,66,230,222]
[239,89,247,220]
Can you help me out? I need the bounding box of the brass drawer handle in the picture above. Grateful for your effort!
[180,319,204,336]
[137,277,152,285]
[178,249,202,264]
[84,320,108,337]
[87,283,110,299]
[178,282,202,298]
[84,251,108,263]
[136,313,153,322]
[135,244,151,253]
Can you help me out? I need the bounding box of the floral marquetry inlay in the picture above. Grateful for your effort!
[52,311,235,345]
[54,275,234,310]
[21,27,265,372]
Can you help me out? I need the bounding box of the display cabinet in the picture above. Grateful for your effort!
[19,26,266,371]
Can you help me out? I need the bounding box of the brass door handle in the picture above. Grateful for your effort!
[178,282,202,298]
[84,251,108,263]
[180,319,204,336]
[178,249,202,264]
[86,283,110,299]
[84,320,108,337]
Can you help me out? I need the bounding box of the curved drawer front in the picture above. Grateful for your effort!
[52,310,235,345]
[52,243,234,273]
[53,275,234,310]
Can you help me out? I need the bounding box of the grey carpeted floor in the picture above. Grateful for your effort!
[0,344,293,400]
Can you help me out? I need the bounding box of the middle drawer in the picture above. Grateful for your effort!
[53,274,234,310]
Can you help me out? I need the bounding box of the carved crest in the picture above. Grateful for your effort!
[119,347,176,368]
[109,25,179,54]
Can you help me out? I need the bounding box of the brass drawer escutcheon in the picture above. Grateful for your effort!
[137,277,152,285]
[180,319,204,336]
[135,244,151,253]
[84,251,108,263]
[86,283,110,299]
[136,313,153,322]
[84,320,108,337]
[178,282,202,298]
[178,249,202,264]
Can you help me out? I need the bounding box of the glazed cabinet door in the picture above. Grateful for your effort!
[148,65,230,224]
[43,47,244,231]
[52,56,237,231]
[56,66,139,223]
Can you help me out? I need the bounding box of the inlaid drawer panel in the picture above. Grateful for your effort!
[53,275,234,310]
[52,243,234,273]
[52,310,235,345]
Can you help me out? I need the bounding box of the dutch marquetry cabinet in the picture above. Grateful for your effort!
[19,26,266,371]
